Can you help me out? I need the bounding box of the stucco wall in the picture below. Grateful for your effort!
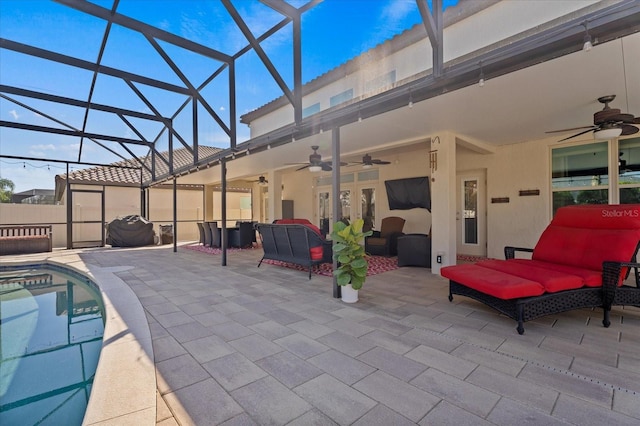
[0,203,66,248]
[457,137,552,259]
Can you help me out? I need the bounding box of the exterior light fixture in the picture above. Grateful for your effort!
[408,93,413,108]
[582,22,593,52]
[478,61,485,87]
[308,165,322,172]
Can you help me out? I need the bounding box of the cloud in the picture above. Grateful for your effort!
[368,0,417,45]
[380,0,415,24]
[9,109,19,120]
[30,144,57,152]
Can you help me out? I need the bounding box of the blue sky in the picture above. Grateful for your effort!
[0,0,458,192]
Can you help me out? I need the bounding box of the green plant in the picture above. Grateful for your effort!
[330,218,373,290]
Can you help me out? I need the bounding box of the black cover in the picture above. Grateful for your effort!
[106,215,155,247]
[385,177,431,210]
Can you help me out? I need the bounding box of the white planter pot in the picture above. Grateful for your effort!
[341,284,359,303]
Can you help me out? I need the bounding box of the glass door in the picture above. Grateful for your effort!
[359,185,376,232]
[456,170,486,257]
[318,189,331,235]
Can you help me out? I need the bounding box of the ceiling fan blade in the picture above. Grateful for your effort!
[371,160,391,164]
[321,163,332,171]
[557,128,596,142]
[546,125,594,134]
[609,113,636,123]
[295,164,309,171]
[621,124,639,136]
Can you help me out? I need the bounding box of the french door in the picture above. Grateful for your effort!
[317,184,377,234]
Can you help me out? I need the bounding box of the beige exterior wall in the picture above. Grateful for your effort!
[457,137,553,259]
[0,203,66,248]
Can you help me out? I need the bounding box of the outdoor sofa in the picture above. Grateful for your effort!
[441,204,640,334]
[256,219,332,279]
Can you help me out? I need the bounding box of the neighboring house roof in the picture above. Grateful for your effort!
[240,0,497,124]
[54,146,222,201]
[11,189,55,204]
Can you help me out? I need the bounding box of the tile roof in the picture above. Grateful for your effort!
[56,146,222,187]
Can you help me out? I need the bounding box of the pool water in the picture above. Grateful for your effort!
[0,266,105,426]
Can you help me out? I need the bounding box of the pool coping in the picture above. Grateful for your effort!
[0,252,156,425]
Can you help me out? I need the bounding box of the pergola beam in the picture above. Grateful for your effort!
[0,121,152,147]
[0,85,168,122]
[416,0,443,78]
[54,0,232,64]
[0,38,191,96]
[221,0,295,108]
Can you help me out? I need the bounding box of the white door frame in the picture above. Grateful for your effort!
[456,169,487,258]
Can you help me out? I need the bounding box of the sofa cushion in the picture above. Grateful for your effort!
[441,264,545,299]
[275,219,323,237]
[476,259,584,293]
[533,205,640,272]
[533,227,640,272]
[509,259,602,287]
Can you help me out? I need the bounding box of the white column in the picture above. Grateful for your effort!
[267,170,283,221]
[430,131,457,274]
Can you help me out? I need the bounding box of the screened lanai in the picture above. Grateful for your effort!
[2,1,640,266]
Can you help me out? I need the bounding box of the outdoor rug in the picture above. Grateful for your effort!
[263,255,399,277]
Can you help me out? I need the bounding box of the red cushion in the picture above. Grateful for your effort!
[310,246,323,260]
[533,227,640,271]
[276,218,312,225]
[476,259,584,293]
[553,204,640,229]
[509,259,602,287]
[441,264,545,299]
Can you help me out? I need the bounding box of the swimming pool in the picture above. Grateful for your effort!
[0,264,105,425]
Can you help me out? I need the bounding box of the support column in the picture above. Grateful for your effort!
[267,170,283,222]
[332,128,341,299]
[430,131,457,274]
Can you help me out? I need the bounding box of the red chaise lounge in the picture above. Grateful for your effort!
[441,204,640,334]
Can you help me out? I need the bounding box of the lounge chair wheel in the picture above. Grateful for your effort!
[516,323,525,335]
[602,318,610,328]
[448,294,453,302]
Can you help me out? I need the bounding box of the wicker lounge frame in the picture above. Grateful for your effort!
[448,245,640,335]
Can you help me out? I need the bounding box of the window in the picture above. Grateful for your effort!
[302,102,320,118]
[364,70,396,93]
[551,142,609,214]
[329,89,353,107]
[619,137,640,204]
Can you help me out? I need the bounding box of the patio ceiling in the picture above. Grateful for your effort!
[2,1,640,187]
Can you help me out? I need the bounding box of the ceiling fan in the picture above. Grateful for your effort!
[251,175,268,185]
[547,95,640,142]
[352,153,391,168]
[287,145,346,172]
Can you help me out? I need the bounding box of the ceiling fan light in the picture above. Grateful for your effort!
[593,127,622,139]
[308,165,322,173]
[362,164,372,169]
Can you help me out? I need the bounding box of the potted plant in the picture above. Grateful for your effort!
[330,218,373,303]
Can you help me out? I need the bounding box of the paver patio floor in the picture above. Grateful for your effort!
[33,244,640,424]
